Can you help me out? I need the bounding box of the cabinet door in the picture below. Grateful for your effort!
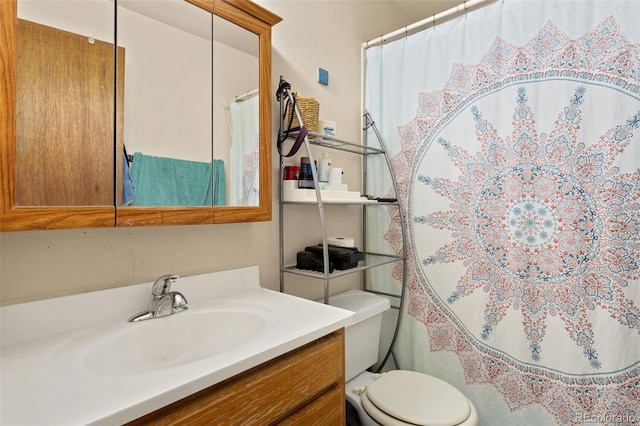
[278,386,345,425]
[127,330,345,425]
[16,19,122,206]
[1,0,116,231]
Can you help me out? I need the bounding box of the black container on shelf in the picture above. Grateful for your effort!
[296,250,334,273]
[304,244,364,270]
[298,156,315,188]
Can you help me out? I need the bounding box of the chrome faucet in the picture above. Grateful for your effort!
[128,274,188,322]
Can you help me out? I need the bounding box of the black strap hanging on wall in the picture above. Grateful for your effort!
[276,78,308,157]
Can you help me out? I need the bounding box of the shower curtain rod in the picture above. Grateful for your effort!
[233,88,259,102]
[363,0,494,48]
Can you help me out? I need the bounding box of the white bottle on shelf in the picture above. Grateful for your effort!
[318,151,331,182]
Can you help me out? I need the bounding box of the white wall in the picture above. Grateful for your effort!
[0,1,416,305]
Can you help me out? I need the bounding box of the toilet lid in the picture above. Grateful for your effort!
[364,370,471,426]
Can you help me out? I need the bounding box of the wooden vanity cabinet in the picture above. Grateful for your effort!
[127,329,346,425]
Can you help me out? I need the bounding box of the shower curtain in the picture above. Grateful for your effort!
[229,94,260,206]
[364,1,640,424]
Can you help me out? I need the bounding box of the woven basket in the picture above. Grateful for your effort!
[286,94,319,132]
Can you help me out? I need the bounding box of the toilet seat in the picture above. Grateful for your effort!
[361,370,475,426]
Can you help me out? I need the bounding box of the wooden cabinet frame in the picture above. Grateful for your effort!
[0,0,281,231]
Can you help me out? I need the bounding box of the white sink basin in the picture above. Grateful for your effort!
[46,304,277,377]
[1,267,355,426]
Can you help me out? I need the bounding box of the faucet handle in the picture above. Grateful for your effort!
[151,274,179,297]
[172,292,188,313]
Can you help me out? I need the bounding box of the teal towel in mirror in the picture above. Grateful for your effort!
[213,159,227,206]
[131,152,213,206]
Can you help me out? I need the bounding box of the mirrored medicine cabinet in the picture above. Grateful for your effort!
[0,0,281,231]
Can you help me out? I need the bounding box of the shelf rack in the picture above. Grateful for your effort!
[277,77,407,371]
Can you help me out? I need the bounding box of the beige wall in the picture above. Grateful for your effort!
[0,1,416,306]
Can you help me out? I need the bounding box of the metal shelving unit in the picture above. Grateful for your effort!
[277,77,407,371]
[282,252,403,279]
[301,132,386,155]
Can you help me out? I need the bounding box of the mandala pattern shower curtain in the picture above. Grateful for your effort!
[364,1,640,424]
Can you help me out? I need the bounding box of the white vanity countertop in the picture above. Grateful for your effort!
[0,266,354,425]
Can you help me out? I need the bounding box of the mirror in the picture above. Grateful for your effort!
[0,0,281,231]
[213,16,261,207]
[116,0,260,207]
[115,0,215,207]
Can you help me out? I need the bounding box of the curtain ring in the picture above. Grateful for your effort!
[432,14,436,29]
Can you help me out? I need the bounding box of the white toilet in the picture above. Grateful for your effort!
[328,290,478,426]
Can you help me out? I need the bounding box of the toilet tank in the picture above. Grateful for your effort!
[328,290,390,382]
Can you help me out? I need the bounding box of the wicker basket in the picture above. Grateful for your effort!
[286,93,319,132]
